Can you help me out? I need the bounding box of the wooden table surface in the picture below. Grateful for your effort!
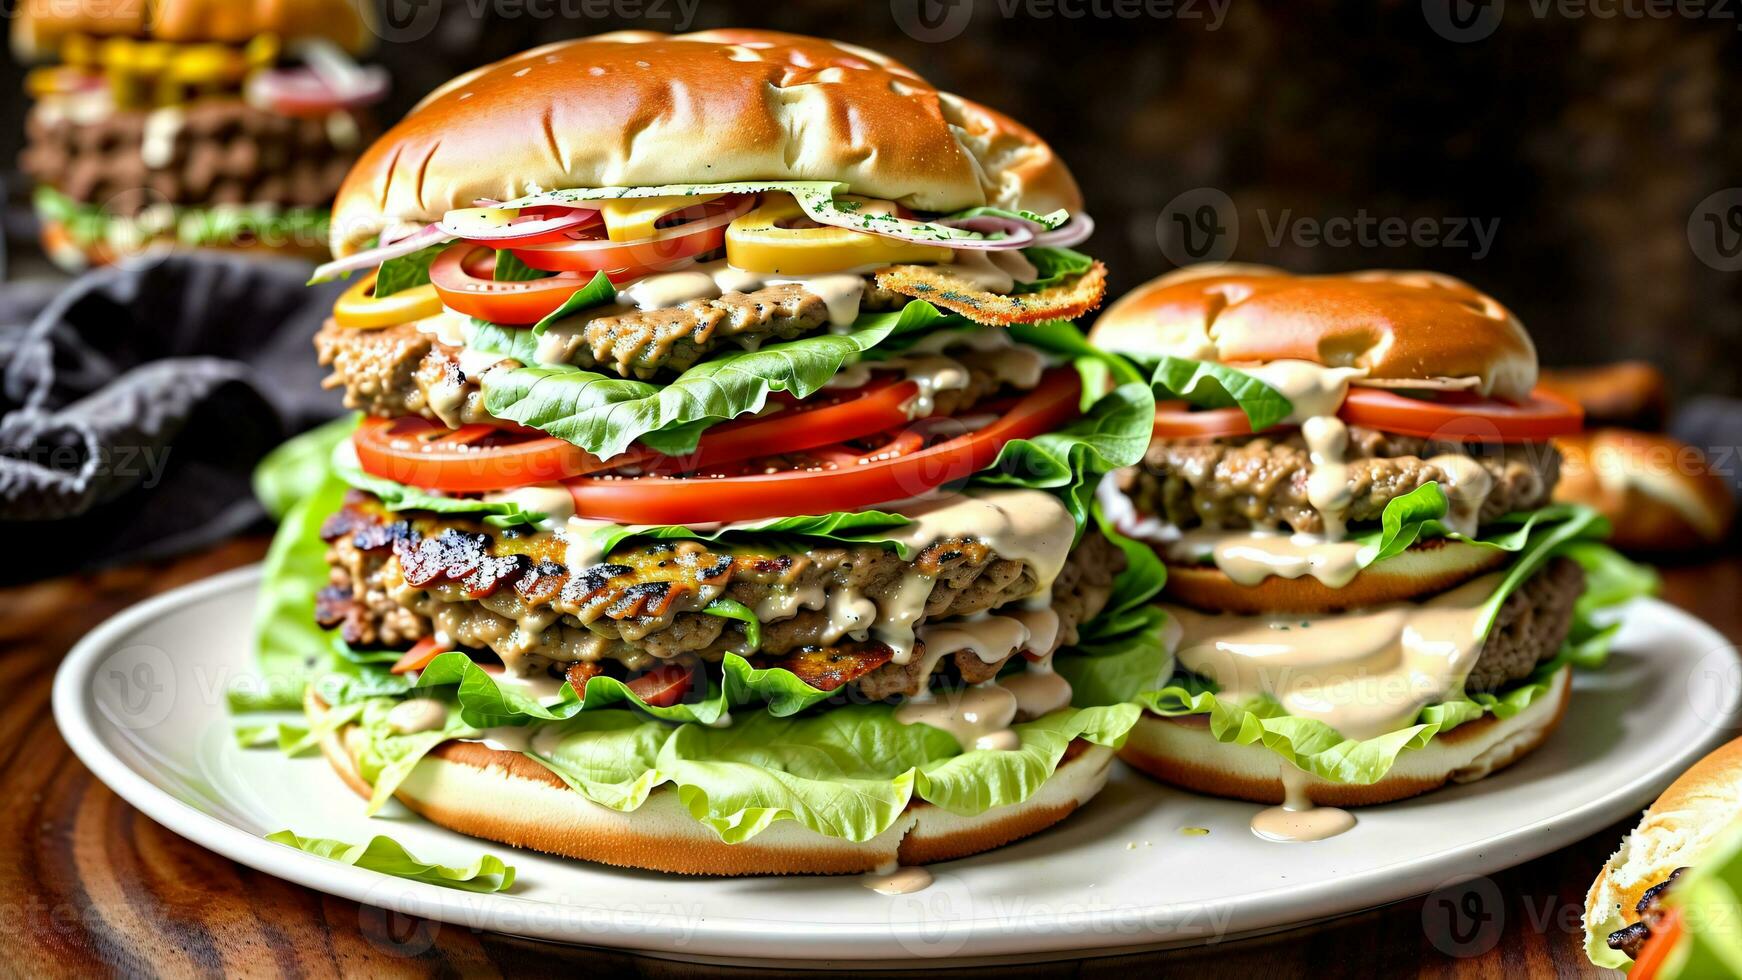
[6,540,1739,978]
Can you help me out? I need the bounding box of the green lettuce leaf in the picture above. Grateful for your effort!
[1127,513,1649,785]
[464,318,541,364]
[978,380,1155,529]
[264,830,515,893]
[1017,246,1094,293]
[520,701,1137,844]
[531,271,618,333]
[239,417,357,712]
[1150,356,1293,431]
[353,697,481,814]
[482,300,952,459]
[375,244,443,297]
[491,249,548,282]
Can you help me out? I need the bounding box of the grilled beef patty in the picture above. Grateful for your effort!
[1119,427,1561,536]
[317,315,1033,427]
[316,495,1121,701]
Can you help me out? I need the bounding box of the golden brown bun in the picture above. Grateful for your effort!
[38,218,329,272]
[1540,361,1668,430]
[308,691,1114,876]
[330,29,1081,256]
[1120,664,1572,806]
[1088,264,1538,401]
[1584,737,1742,962]
[12,0,374,56]
[1161,538,1509,615]
[1555,429,1736,552]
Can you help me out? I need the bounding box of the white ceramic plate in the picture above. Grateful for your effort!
[53,565,1742,968]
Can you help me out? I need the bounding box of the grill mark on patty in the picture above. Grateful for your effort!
[1120,426,1561,535]
[318,493,1121,699]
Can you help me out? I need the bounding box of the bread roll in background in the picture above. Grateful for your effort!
[1541,361,1669,430]
[1584,737,1742,970]
[1555,429,1736,554]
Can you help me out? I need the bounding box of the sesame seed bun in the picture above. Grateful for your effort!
[307,690,1115,876]
[329,29,1081,257]
[1119,663,1572,807]
[1088,264,1538,401]
[1555,429,1736,553]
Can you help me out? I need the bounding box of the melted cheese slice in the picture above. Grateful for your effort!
[598,194,721,241]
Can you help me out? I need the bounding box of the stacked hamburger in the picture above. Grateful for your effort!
[1085,265,1643,824]
[14,0,387,268]
[251,30,1163,874]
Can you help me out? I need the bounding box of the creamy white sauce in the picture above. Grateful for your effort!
[1250,766,1356,843]
[609,259,873,330]
[877,573,935,665]
[1426,454,1494,537]
[754,579,826,622]
[946,250,1039,293]
[487,667,568,702]
[827,328,1048,420]
[896,682,1020,752]
[384,698,447,735]
[562,516,621,572]
[1169,529,1369,589]
[1302,416,1353,541]
[1165,570,1501,742]
[1237,360,1368,423]
[1001,669,1073,718]
[1010,607,1061,659]
[484,485,576,528]
[823,586,877,644]
[862,862,934,895]
[415,311,473,347]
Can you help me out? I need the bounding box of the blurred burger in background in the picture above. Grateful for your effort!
[13,0,387,269]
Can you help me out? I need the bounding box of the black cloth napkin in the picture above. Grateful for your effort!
[0,255,346,582]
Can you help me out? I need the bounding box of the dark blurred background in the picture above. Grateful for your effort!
[3,0,1740,399]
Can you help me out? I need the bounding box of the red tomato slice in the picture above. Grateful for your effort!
[511,197,751,274]
[1338,386,1583,443]
[429,243,594,324]
[353,417,647,492]
[626,663,694,707]
[635,378,922,476]
[1630,908,1683,980]
[1151,386,1584,444]
[563,368,1082,524]
[390,636,452,675]
[1152,400,1255,440]
[352,379,924,491]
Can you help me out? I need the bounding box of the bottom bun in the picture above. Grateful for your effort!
[309,691,1114,876]
[1118,664,1572,807]
[1162,538,1509,615]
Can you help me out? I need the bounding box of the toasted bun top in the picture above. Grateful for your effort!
[1089,264,1539,401]
[1556,429,1736,547]
[13,0,375,56]
[330,29,1081,256]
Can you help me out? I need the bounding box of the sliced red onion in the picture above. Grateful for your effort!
[247,65,389,114]
[311,224,448,283]
[1032,214,1095,249]
[438,206,600,244]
